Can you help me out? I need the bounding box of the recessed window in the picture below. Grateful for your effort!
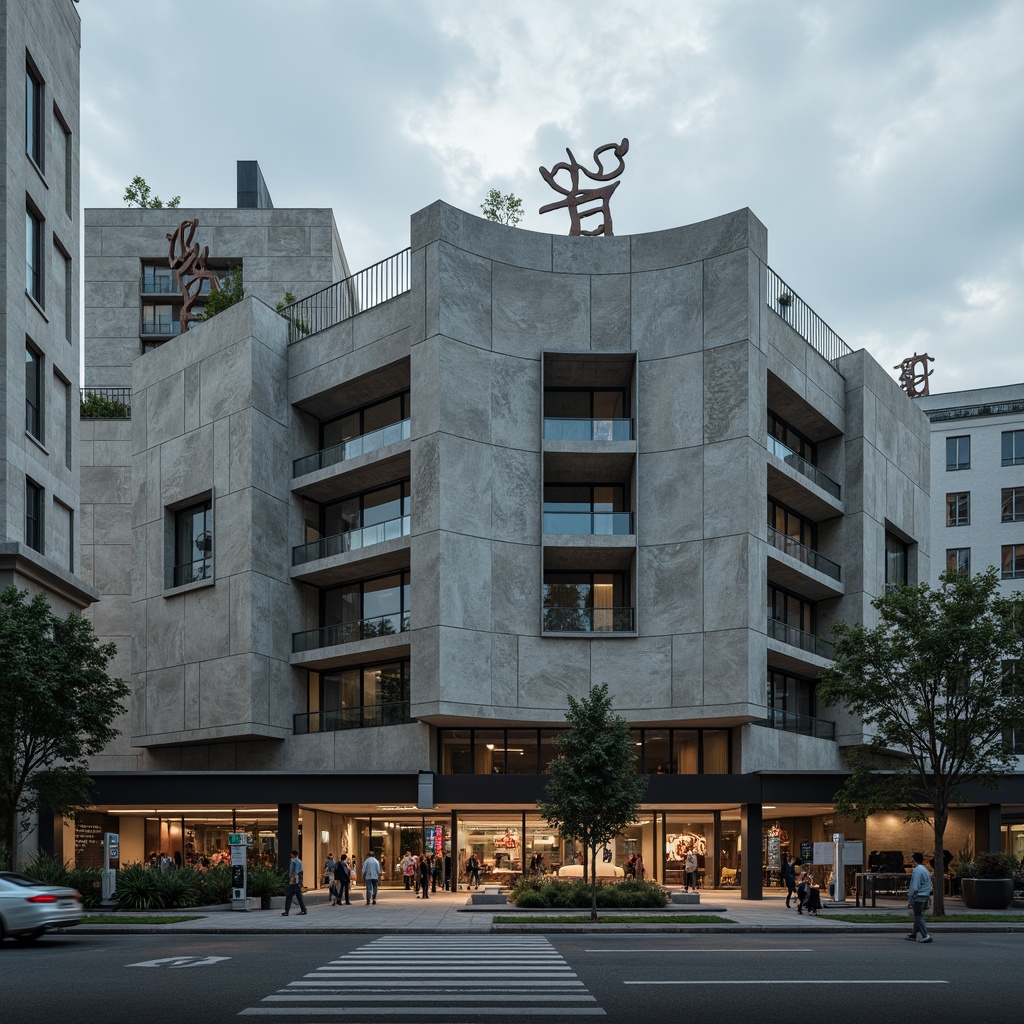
[946,548,970,575]
[1002,488,1024,524]
[25,343,43,441]
[26,58,44,170]
[1002,544,1024,581]
[946,492,970,527]
[25,480,43,553]
[945,435,970,471]
[173,499,212,586]
[1002,430,1024,467]
[543,571,631,632]
[885,531,908,590]
[26,205,44,305]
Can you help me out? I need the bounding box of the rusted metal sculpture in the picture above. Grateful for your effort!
[167,218,220,331]
[895,352,935,397]
[539,138,629,236]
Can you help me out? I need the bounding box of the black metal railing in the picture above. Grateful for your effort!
[141,318,183,336]
[292,515,411,567]
[753,706,836,740]
[542,511,634,536]
[765,266,852,363]
[294,701,412,734]
[767,434,842,499]
[140,275,177,294]
[292,613,410,654]
[280,249,411,344]
[767,526,841,581]
[543,606,635,633]
[80,386,132,419]
[173,560,212,587]
[543,418,634,442]
[767,616,834,659]
[293,419,411,477]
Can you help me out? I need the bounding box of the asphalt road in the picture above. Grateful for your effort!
[3,931,1021,1023]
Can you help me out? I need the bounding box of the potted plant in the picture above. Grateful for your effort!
[246,865,287,910]
[960,852,1019,909]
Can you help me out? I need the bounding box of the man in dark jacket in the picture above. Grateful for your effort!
[334,853,353,906]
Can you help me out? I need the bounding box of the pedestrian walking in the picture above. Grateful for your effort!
[466,852,480,889]
[361,850,382,904]
[282,849,307,916]
[684,849,698,891]
[418,853,432,898]
[635,853,645,880]
[401,850,415,890]
[796,866,810,914]
[334,853,352,906]
[323,852,335,890]
[783,855,797,908]
[907,851,934,943]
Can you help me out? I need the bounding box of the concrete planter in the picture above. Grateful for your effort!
[960,878,1014,910]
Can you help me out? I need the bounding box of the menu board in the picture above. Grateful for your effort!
[800,841,813,863]
[74,812,112,869]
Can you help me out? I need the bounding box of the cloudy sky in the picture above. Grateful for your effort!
[79,0,1023,394]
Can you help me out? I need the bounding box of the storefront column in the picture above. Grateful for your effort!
[974,804,1001,856]
[277,803,299,870]
[740,802,762,900]
[36,810,61,861]
[712,811,722,889]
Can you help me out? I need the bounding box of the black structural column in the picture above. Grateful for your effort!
[740,802,763,900]
[974,804,1001,856]
[277,803,300,870]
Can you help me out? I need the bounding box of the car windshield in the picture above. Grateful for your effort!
[0,872,50,887]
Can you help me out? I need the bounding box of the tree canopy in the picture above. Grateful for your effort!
[123,175,181,209]
[480,188,524,226]
[195,267,244,321]
[538,683,647,919]
[818,568,1024,914]
[0,588,129,864]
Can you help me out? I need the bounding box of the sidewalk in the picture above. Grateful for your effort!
[78,886,1024,935]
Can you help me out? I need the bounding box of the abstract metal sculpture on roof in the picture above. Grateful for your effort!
[895,352,935,397]
[539,138,629,237]
[167,218,220,332]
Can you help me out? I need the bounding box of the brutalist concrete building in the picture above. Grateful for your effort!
[71,181,1024,895]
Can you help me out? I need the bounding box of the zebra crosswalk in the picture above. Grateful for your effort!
[238,935,605,1019]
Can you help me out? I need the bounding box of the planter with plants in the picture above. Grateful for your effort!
[959,853,1020,909]
[246,865,287,909]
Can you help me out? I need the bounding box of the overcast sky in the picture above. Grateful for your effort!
[79,0,1023,395]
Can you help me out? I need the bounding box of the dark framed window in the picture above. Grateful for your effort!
[543,388,632,441]
[26,58,44,170]
[321,391,410,452]
[57,107,72,219]
[767,584,814,633]
[543,571,631,632]
[946,548,970,575]
[767,497,815,548]
[63,250,73,342]
[26,204,44,304]
[1001,488,1024,523]
[322,479,411,539]
[768,411,816,464]
[946,492,970,527]
[885,531,908,590]
[25,480,43,553]
[543,483,631,535]
[767,669,817,720]
[321,570,410,639]
[314,660,410,729]
[945,435,970,471]
[25,343,42,440]
[1002,430,1024,467]
[173,499,212,586]
[1002,545,1024,581]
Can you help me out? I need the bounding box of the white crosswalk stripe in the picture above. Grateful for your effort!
[238,935,605,1019]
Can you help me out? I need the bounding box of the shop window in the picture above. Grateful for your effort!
[703,730,730,774]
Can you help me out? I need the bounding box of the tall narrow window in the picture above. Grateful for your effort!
[885,531,909,591]
[25,480,44,553]
[173,499,213,586]
[1003,488,1024,524]
[1002,430,1024,467]
[61,376,72,469]
[946,548,970,575]
[56,107,72,219]
[26,205,44,304]
[26,59,44,170]
[63,250,73,342]
[1002,545,1024,581]
[25,343,43,441]
[946,492,969,527]
[945,436,970,471]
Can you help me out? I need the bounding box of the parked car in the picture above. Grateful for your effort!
[0,872,83,943]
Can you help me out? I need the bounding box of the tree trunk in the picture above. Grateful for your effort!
[590,844,598,922]
[932,815,947,917]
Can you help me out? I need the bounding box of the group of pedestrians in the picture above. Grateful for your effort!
[282,849,385,915]
[399,850,442,897]
[781,855,820,914]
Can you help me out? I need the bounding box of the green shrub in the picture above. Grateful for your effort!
[152,867,202,908]
[971,852,1021,879]
[515,891,547,908]
[509,876,668,909]
[247,865,287,899]
[114,863,164,910]
[22,851,71,887]
[80,393,130,418]
[198,865,233,905]
[68,866,104,908]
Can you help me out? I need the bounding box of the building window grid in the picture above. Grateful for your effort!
[1002,545,1024,581]
[946,491,970,527]
[1002,430,1024,467]
[1001,488,1024,524]
[945,435,970,471]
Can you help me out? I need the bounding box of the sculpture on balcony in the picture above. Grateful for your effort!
[167,217,220,332]
[539,138,629,237]
[895,352,935,397]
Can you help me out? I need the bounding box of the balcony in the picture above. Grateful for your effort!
[752,706,836,741]
[543,511,634,536]
[767,616,834,660]
[294,419,410,478]
[767,435,841,499]
[80,386,131,419]
[294,700,411,734]
[141,318,183,337]
[292,515,410,567]
[140,274,178,295]
[544,418,634,442]
[543,606,635,633]
[293,613,410,654]
[767,526,841,581]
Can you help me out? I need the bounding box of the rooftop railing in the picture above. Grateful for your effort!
[280,248,411,344]
[294,700,412,734]
[80,386,131,419]
[767,525,841,581]
[767,616,834,660]
[765,266,852,364]
[753,706,836,741]
[767,434,842,499]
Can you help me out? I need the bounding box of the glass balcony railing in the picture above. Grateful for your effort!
[767,526,841,581]
[141,319,183,336]
[767,616,834,659]
[543,511,634,536]
[543,606,635,633]
[294,700,411,734]
[766,435,841,499]
[293,419,411,477]
[753,706,836,740]
[544,417,634,442]
[292,613,410,654]
[292,514,411,567]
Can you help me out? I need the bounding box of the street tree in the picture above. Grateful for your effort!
[818,568,1024,915]
[480,188,524,226]
[0,588,130,865]
[538,682,648,920]
[123,175,181,208]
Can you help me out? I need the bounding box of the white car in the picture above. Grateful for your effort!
[0,872,83,943]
